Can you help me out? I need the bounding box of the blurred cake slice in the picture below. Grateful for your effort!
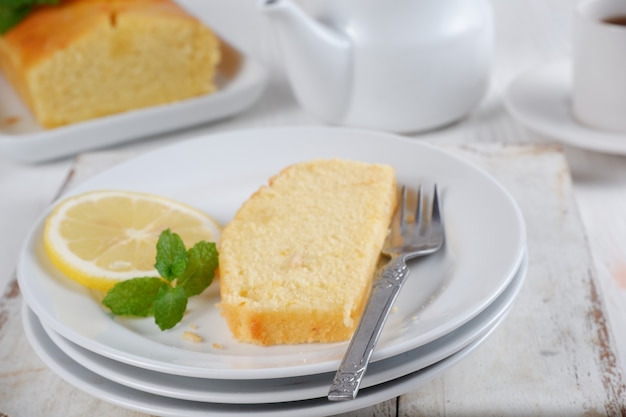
[0,0,220,128]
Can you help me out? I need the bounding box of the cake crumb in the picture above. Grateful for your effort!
[212,342,224,350]
[2,116,19,126]
[289,253,304,268]
[182,331,203,343]
[391,306,398,314]
[189,323,199,330]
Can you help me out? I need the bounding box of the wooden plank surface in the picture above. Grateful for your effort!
[413,144,626,416]
[1,143,624,416]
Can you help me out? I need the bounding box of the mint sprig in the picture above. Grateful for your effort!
[102,229,219,331]
[0,0,60,35]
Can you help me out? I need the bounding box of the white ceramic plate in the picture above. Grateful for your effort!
[39,253,526,404]
[0,54,267,163]
[23,303,491,417]
[18,126,526,379]
[504,61,626,155]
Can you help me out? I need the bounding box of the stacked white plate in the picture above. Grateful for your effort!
[18,127,527,417]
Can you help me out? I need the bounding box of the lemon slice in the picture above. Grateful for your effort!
[43,190,221,292]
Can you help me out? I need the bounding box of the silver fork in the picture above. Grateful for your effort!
[328,184,445,401]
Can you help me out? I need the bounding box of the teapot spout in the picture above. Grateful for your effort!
[259,0,351,123]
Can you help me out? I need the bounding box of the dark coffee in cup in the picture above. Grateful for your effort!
[603,15,626,26]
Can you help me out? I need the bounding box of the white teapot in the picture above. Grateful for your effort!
[259,0,493,133]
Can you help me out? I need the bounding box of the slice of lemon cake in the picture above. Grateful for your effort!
[0,0,220,128]
[218,159,397,345]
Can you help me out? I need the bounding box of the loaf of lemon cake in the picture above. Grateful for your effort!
[218,159,397,345]
[0,0,220,128]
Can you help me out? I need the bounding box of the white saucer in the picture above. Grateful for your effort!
[503,61,626,155]
[23,304,495,417]
[35,253,525,404]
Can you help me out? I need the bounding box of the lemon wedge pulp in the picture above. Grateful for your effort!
[43,190,221,291]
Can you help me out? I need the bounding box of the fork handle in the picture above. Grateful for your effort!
[328,256,410,401]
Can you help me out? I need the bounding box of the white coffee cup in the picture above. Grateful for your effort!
[572,0,626,134]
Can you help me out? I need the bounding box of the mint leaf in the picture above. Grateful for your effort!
[0,6,29,34]
[0,0,59,34]
[0,1,31,7]
[102,277,166,317]
[0,0,59,9]
[178,241,218,297]
[154,229,187,281]
[153,285,188,330]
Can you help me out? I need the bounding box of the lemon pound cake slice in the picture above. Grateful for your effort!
[218,159,397,345]
[0,0,220,128]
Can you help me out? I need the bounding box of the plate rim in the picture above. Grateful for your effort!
[22,300,493,417]
[17,126,527,379]
[35,251,526,403]
[0,56,267,163]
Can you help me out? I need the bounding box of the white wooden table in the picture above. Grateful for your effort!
[3,0,626,415]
